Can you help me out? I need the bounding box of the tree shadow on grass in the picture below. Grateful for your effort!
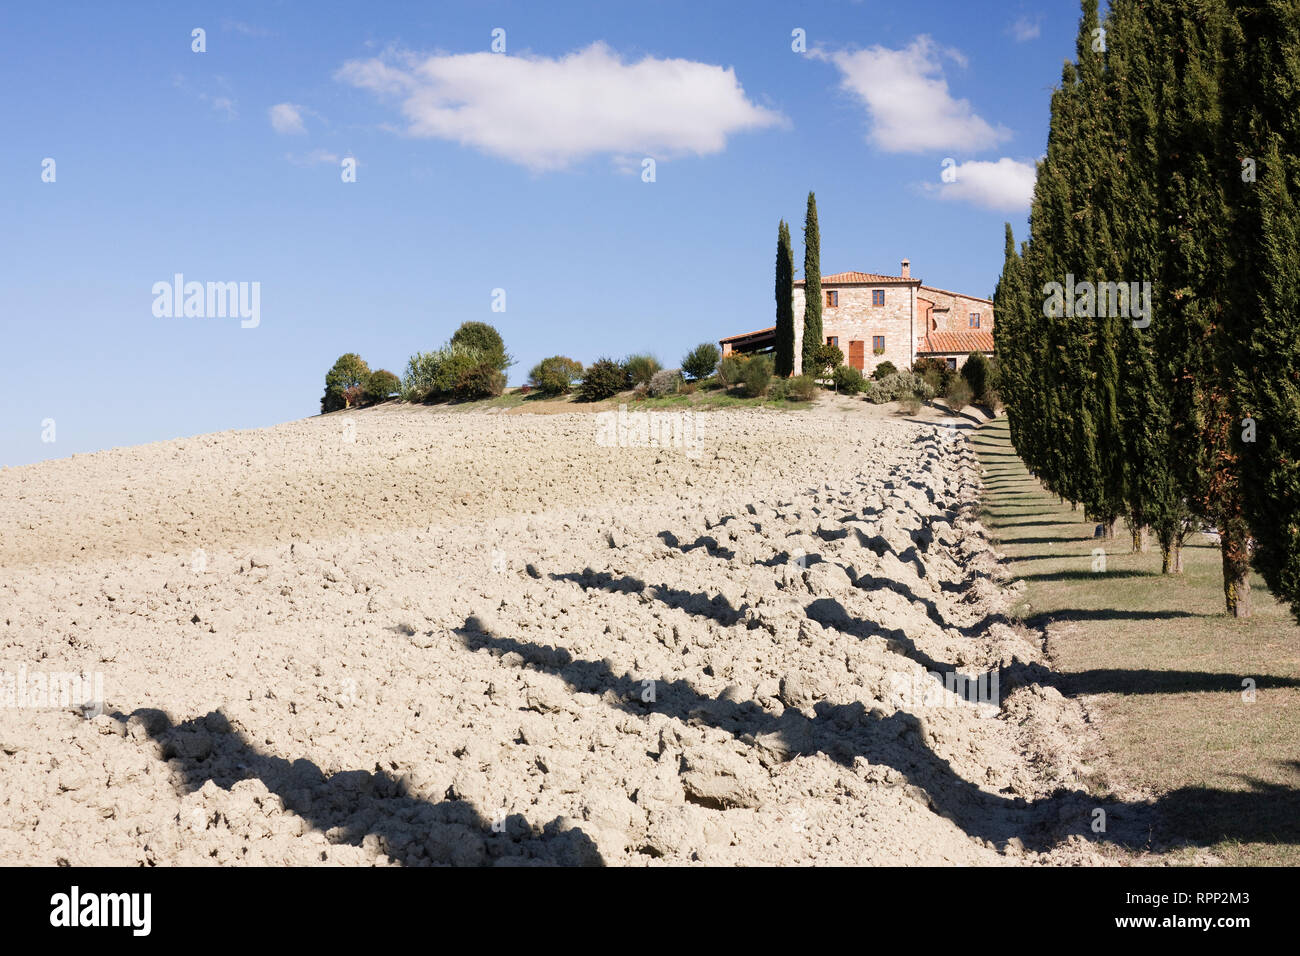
[106,708,603,867]
[1017,569,1163,583]
[1055,669,1300,697]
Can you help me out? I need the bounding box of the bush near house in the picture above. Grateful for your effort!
[648,368,684,397]
[871,361,898,381]
[322,353,371,413]
[862,370,936,405]
[681,343,721,381]
[578,357,630,402]
[364,369,401,403]
[912,356,957,397]
[741,354,774,397]
[961,351,991,404]
[809,343,844,381]
[717,354,749,387]
[945,378,973,412]
[781,374,817,402]
[832,364,865,395]
[528,356,585,395]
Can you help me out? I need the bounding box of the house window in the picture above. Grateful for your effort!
[872,335,885,354]
[827,336,839,346]
[826,290,839,307]
[946,357,957,370]
[969,312,981,328]
[872,290,886,307]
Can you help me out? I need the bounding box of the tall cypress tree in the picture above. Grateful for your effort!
[801,191,823,375]
[774,219,795,377]
[1226,0,1300,619]
[993,224,1029,453]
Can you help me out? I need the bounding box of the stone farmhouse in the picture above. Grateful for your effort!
[720,259,995,377]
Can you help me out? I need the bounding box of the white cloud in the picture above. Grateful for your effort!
[286,148,342,167]
[269,102,307,135]
[923,158,1037,211]
[1008,16,1042,42]
[815,36,1009,153]
[336,42,784,171]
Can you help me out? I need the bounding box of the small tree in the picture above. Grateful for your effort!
[578,358,630,402]
[871,360,898,381]
[364,369,401,403]
[809,343,843,382]
[322,353,371,413]
[741,355,773,397]
[450,322,512,372]
[682,343,721,381]
[625,354,661,387]
[528,356,584,395]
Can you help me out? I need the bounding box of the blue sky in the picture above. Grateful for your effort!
[1,0,1086,467]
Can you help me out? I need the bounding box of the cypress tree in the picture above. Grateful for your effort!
[801,192,823,375]
[774,219,795,377]
[1226,0,1300,619]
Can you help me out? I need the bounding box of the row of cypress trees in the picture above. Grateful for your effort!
[995,0,1300,621]
[774,192,821,377]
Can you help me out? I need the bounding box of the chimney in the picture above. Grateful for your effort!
[901,258,911,279]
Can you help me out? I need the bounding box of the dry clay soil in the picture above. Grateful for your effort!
[0,399,1157,865]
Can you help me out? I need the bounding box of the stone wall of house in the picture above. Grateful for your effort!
[793,281,918,377]
[920,286,994,336]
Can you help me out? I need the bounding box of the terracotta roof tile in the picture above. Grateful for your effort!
[794,271,915,286]
[918,330,995,354]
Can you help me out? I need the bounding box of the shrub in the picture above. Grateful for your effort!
[783,374,818,402]
[913,356,957,396]
[528,356,584,395]
[648,368,684,397]
[578,357,629,402]
[364,369,401,403]
[449,322,512,372]
[322,353,371,413]
[809,343,844,380]
[454,362,506,400]
[871,360,898,381]
[985,387,1003,415]
[832,365,865,395]
[946,378,973,412]
[862,371,936,405]
[899,395,923,416]
[961,351,991,403]
[741,354,773,397]
[401,350,443,402]
[682,343,721,381]
[681,381,698,395]
[625,354,661,387]
[717,354,749,387]
[435,348,482,396]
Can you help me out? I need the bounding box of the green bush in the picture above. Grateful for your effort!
[862,371,936,405]
[899,395,923,416]
[717,354,749,387]
[783,374,817,402]
[809,343,844,380]
[450,322,512,372]
[401,350,442,402]
[913,357,957,396]
[946,378,973,412]
[625,354,661,387]
[871,360,898,381]
[322,353,371,413]
[364,369,401,403]
[741,354,773,397]
[682,343,721,381]
[832,365,865,395]
[454,361,506,400]
[961,351,990,403]
[578,357,630,402]
[528,356,584,395]
[648,368,684,397]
